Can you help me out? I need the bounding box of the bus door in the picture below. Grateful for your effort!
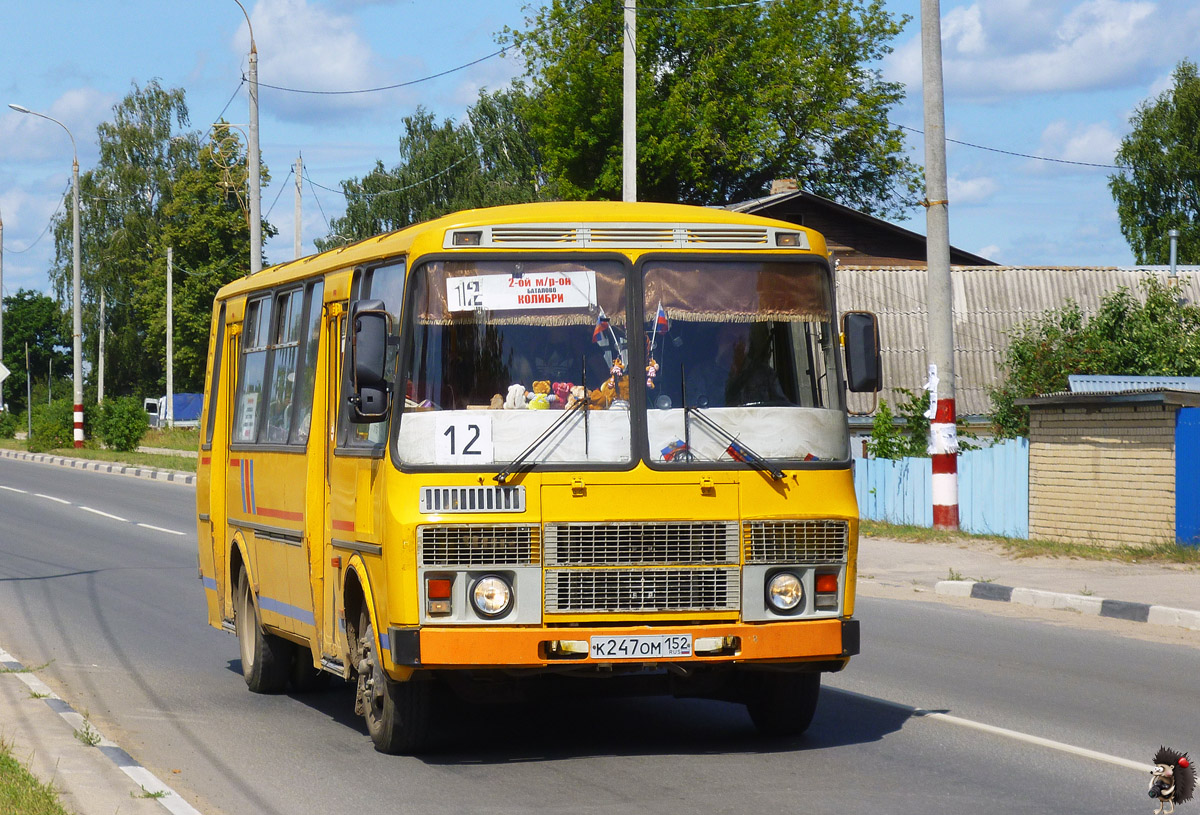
[323,263,405,666]
[198,302,229,627]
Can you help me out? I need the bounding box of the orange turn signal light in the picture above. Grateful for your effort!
[427,578,453,600]
[815,574,839,593]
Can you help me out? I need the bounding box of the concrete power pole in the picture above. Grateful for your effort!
[0,206,4,411]
[166,246,174,428]
[921,0,959,530]
[622,0,636,202]
[97,292,105,403]
[295,155,303,259]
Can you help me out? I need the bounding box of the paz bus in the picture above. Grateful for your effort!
[195,200,880,753]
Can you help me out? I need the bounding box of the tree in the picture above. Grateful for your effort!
[989,278,1200,437]
[0,289,70,416]
[1110,60,1200,264]
[502,0,921,213]
[318,89,548,247]
[51,80,273,399]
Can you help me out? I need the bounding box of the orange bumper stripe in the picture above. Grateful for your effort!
[417,619,847,668]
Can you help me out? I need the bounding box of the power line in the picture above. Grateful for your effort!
[264,166,294,218]
[895,123,1127,170]
[252,47,511,96]
[4,180,71,255]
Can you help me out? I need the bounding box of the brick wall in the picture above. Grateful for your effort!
[1028,405,1175,547]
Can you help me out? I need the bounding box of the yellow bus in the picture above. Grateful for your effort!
[195,200,880,753]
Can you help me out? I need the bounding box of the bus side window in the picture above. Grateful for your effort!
[289,280,325,445]
[337,261,405,450]
[203,304,226,448]
[233,296,272,444]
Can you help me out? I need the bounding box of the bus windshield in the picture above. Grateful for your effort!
[640,259,846,464]
[396,258,632,467]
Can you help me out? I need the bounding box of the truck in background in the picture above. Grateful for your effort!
[143,393,203,428]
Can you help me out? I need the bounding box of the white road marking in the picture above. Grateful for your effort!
[835,689,1153,774]
[137,522,186,536]
[0,485,28,493]
[34,493,70,504]
[79,506,129,522]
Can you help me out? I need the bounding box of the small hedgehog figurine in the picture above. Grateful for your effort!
[1150,746,1194,815]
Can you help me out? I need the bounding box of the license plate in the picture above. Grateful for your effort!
[589,634,692,660]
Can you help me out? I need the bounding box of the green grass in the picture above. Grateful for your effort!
[861,519,1200,565]
[141,427,201,452]
[0,439,196,474]
[0,742,72,815]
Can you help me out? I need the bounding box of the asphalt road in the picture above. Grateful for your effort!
[0,457,1195,815]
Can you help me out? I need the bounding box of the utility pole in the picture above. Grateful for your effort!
[295,154,303,259]
[25,343,31,439]
[98,292,105,403]
[0,205,4,412]
[921,0,959,530]
[233,0,263,274]
[622,0,636,202]
[167,246,174,428]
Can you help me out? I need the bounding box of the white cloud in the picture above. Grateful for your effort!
[948,174,998,205]
[237,0,387,120]
[1035,120,1121,169]
[2,87,114,163]
[977,244,1002,261]
[886,0,1200,99]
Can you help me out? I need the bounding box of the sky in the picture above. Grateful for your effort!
[3,0,1200,302]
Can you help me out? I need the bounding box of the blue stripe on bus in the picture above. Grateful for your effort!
[379,631,391,653]
[258,595,316,627]
[201,576,218,591]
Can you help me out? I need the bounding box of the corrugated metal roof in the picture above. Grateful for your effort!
[835,267,1200,417]
[1069,374,1200,392]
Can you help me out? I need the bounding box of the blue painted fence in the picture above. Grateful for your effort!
[854,438,1029,538]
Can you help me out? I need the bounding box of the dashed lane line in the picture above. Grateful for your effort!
[0,485,28,493]
[80,506,130,523]
[34,493,70,504]
[137,523,187,536]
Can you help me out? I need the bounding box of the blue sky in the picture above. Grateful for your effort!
[3,0,1199,299]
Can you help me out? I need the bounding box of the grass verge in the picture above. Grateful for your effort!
[0,741,71,815]
[0,439,196,475]
[860,519,1200,565]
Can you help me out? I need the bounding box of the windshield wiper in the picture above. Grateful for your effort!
[680,363,783,480]
[495,360,592,485]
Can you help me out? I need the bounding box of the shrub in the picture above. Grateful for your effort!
[97,396,150,452]
[28,399,75,452]
[0,410,17,439]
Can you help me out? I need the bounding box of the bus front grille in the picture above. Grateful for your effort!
[418,524,540,566]
[743,520,849,564]
[544,568,740,614]
[544,521,738,566]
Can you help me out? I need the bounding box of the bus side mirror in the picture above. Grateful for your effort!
[349,299,391,423]
[842,311,881,393]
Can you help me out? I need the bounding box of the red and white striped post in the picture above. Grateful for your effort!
[73,402,84,447]
[930,395,959,529]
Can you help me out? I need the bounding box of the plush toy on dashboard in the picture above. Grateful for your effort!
[490,393,504,410]
[551,381,573,408]
[528,380,552,410]
[600,358,630,406]
[504,384,527,409]
[565,385,587,410]
[646,357,659,389]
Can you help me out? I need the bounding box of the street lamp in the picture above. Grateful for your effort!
[232,0,263,274]
[9,102,85,447]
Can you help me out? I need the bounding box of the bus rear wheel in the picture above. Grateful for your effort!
[355,611,431,754]
[235,569,292,694]
[743,671,821,737]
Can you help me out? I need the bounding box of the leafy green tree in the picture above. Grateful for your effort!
[318,89,548,247]
[503,0,921,213]
[50,81,272,400]
[990,278,1200,437]
[0,288,70,416]
[1110,60,1200,264]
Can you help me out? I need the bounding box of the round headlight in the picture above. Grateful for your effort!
[471,575,514,618]
[766,571,804,613]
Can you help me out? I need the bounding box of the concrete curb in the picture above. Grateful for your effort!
[0,647,203,815]
[0,448,195,486]
[935,580,1200,631]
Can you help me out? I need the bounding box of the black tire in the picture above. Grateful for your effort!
[355,610,432,754]
[744,671,821,737]
[235,569,292,694]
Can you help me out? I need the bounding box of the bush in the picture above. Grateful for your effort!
[28,399,75,452]
[97,396,150,452]
[0,410,17,439]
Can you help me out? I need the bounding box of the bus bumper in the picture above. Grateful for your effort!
[387,618,858,671]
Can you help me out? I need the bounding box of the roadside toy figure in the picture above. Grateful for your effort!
[1150,747,1194,814]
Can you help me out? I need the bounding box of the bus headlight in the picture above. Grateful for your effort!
[471,575,514,619]
[766,571,804,613]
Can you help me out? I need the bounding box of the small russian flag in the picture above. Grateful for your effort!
[593,308,610,343]
[726,441,748,462]
[655,301,669,333]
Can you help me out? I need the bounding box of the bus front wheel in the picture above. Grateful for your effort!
[235,569,292,694]
[355,611,431,754]
[743,670,821,737]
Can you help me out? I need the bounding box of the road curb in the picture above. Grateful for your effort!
[0,647,203,815]
[935,580,1200,631]
[0,448,195,486]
